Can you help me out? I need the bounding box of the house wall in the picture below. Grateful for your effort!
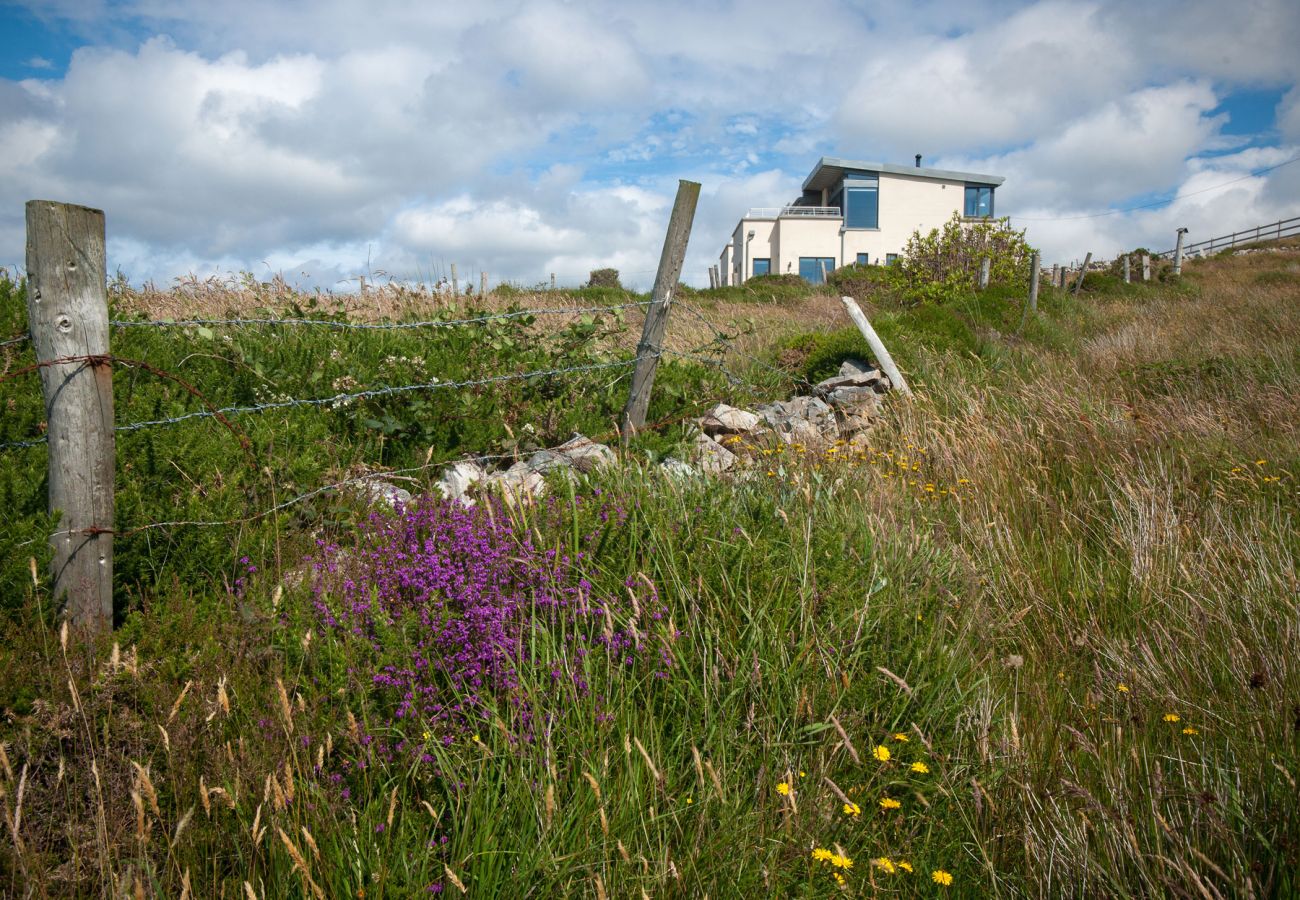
[733,218,776,283]
[772,217,844,276]
[719,245,733,286]
[840,172,965,263]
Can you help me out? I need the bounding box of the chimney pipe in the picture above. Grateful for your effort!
[915,154,922,168]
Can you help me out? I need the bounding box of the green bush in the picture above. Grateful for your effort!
[587,268,622,289]
[897,212,1035,304]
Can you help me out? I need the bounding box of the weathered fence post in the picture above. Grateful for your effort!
[621,179,701,438]
[25,200,114,636]
[1028,251,1040,313]
[1072,252,1092,296]
[1122,255,1130,284]
[1050,264,1059,289]
[1059,266,1067,289]
[480,271,488,296]
[1173,228,1188,276]
[550,273,556,291]
[1141,253,1151,282]
[978,257,990,290]
[841,297,911,396]
[450,263,458,296]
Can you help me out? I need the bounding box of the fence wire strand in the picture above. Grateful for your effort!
[1,333,30,349]
[108,300,654,332]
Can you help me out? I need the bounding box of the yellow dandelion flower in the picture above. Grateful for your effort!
[1164,713,1180,723]
[957,478,971,484]
[812,847,833,862]
[874,857,896,874]
[833,872,846,885]
[932,869,953,886]
[897,860,914,873]
[911,761,930,774]
[893,732,909,742]
[1263,476,1280,483]
[831,854,854,870]
[879,796,901,810]
[766,470,776,477]
[1117,683,1130,693]
[873,745,891,762]
[1182,726,1199,735]
[1256,459,1267,465]
[843,801,861,817]
[422,730,432,741]
[799,770,806,778]
[776,782,791,796]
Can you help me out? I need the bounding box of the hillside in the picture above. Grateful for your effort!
[1,243,1298,897]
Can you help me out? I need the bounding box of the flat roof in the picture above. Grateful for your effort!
[802,156,1005,191]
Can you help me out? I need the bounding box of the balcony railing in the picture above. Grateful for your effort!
[745,206,842,219]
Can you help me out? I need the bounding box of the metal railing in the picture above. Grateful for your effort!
[744,206,842,219]
[1155,215,1300,257]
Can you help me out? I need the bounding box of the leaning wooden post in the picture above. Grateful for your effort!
[621,179,701,437]
[1072,252,1092,296]
[450,263,458,296]
[1122,255,1131,283]
[978,256,990,290]
[840,297,911,396]
[25,200,114,636]
[1141,253,1151,282]
[1028,251,1040,312]
[1173,228,1187,276]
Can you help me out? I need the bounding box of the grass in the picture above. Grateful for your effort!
[1,246,1298,896]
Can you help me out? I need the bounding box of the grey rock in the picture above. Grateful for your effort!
[699,403,761,436]
[484,462,548,501]
[554,435,616,473]
[525,449,570,473]
[813,362,886,398]
[824,385,883,410]
[658,458,699,480]
[688,433,738,474]
[436,460,486,502]
[755,395,838,445]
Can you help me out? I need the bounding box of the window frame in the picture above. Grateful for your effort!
[964,184,995,218]
[751,258,770,276]
[798,257,838,284]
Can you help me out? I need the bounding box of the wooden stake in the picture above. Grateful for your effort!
[480,271,487,295]
[1122,255,1130,284]
[978,257,990,290]
[1173,228,1187,276]
[621,180,701,437]
[1028,251,1040,313]
[450,263,458,296]
[840,297,911,396]
[550,272,556,291]
[25,200,115,636]
[1072,252,1092,296]
[1141,253,1151,282]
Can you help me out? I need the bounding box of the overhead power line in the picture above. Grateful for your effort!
[1008,153,1300,223]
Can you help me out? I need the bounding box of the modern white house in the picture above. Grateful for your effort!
[718,156,1005,285]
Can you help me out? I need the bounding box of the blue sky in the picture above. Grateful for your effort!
[1,0,1298,289]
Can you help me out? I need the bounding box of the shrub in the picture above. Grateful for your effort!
[587,268,622,289]
[897,212,1035,304]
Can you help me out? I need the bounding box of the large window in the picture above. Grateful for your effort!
[798,257,837,284]
[856,253,869,266]
[752,258,770,276]
[964,185,994,218]
[845,182,879,229]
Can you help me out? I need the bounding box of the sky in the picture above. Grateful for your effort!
[1,0,1299,292]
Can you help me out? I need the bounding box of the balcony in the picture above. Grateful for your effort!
[745,206,842,219]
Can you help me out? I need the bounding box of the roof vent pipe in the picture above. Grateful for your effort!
[915,154,922,168]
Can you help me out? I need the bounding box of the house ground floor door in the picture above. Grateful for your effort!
[798,257,837,284]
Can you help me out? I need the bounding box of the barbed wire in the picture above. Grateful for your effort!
[107,300,654,331]
[1,333,30,349]
[0,355,642,452]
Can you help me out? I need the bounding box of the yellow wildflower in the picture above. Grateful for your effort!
[874,857,896,874]
[776,782,791,796]
[1117,683,1130,693]
[897,860,914,873]
[1182,726,1199,735]
[833,872,846,885]
[685,797,693,804]
[1256,459,1267,465]
[932,869,953,885]
[843,801,861,818]
[911,761,930,774]
[879,796,901,810]
[872,745,891,762]
[812,847,833,862]
[799,770,806,778]
[1163,713,1180,723]
[422,730,432,741]
[892,732,909,742]
[830,854,854,870]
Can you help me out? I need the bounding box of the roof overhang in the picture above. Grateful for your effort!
[802,156,1005,192]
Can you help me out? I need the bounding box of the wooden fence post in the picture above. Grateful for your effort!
[550,273,556,291]
[840,297,911,396]
[1050,264,1059,289]
[450,263,458,296]
[1028,251,1040,313]
[1141,253,1151,282]
[621,179,701,437]
[1072,252,1092,296]
[978,257,990,290]
[25,200,114,636]
[1173,228,1187,276]
[1122,255,1130,284]
[481,271,488,296]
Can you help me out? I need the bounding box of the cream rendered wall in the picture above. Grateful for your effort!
[734,218,776,282]
[719,245,734,286]
[841,173,965,264]
[771,217,843,277]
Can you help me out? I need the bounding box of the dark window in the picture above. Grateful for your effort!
[845,185,879,228]
[964,185,994,217]
[798,257,837,284]
[886,253,899,266]
[856,253,869,266]
[752,258,770,276]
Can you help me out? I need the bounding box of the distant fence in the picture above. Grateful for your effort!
[1155,215,1300,258]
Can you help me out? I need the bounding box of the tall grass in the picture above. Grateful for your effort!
[1,247,1298,896]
